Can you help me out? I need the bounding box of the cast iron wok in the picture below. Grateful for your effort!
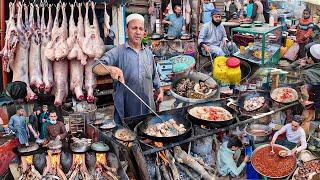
[237,90,271,114]
[136,114,192,142]
[187,105,237,128]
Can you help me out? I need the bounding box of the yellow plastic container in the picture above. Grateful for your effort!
[213,56,229,83]
[285,38,294,48]
[213,56,241,84]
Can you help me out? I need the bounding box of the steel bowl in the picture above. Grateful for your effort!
[245,124,272,143]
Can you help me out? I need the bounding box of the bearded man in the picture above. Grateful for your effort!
[198,9,238,56]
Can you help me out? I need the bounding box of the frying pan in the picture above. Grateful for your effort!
[113,127,137,142]
[187,105,237,128]
[270,86,299,104]
[170,72,219,104]
[237,90,271,114]
[136,114,192,142]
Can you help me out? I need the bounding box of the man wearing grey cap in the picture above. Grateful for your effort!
[198,9,238,56]
[92,14,163,124]
[270,115,307,156]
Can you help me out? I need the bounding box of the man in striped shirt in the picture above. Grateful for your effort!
[296,9,314,58]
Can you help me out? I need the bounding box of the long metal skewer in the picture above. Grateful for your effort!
[98,61,164,121]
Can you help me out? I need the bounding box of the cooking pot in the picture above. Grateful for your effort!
[245,124,272,143]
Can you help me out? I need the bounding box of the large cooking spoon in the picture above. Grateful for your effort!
[270,145,275,155]
[98,61,165,122]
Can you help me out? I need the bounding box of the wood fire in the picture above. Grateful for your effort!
[42,150,67,180]
[93,152,118,180]
[67,153,93,180]
[18,155,42,180]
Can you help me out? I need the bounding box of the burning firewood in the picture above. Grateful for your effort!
[165,150,180,180]
[174,146,215,180]
[42,150,67,180]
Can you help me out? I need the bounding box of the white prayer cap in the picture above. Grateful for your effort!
[126,14,144,25]
[310,44,320,60]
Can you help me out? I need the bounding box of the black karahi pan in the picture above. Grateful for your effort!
[136,114,192,142]
[187,105,237,128]
[237,90,271,114]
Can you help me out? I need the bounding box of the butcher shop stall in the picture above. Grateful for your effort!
[1,0,320,180]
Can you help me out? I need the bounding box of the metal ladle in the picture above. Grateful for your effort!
[270,145,275,155]
[97,61,165,122]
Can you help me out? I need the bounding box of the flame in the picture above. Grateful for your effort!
[25,155,33,165]
[154,142,169,165]
[74,154,83,165]
[154,142,163,148]
[96,153,106,165]
[48,152,59,168]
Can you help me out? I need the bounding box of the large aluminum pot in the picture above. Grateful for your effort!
[251,144,297,179]
[245,124,272,143]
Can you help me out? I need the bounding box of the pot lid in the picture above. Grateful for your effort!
[18,142,39,153]
[91,142,109,152]
[226,57,240,68]
[70,141,90,153]
[48,140,62,150]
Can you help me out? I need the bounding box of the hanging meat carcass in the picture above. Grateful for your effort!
[82,2,105,102]
[104,2,111,38]
[53,59,69,106]
[85,59,96,103]
[184,0,191,26]
[11,2,37,100]
[68,3,85,101]
[82,2,106,60]
[67,3,87,65]
[28,4,44,90]
[0,2,19,72]
[41,4,54,94]
[45,2,69,61]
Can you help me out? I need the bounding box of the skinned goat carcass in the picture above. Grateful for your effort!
[67,3,87,65]
[104,2,110,38]
[68,3,85,101]
[41,4,54,93]
[70,60,84,101]
[53,60,69,106]
[183,0,191,26]
[0,2,19,72]
[45,3,69,61]
[28,4,44,90]
[85,59,96,103]
[82,2,106,60]
[11,2,36,100]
